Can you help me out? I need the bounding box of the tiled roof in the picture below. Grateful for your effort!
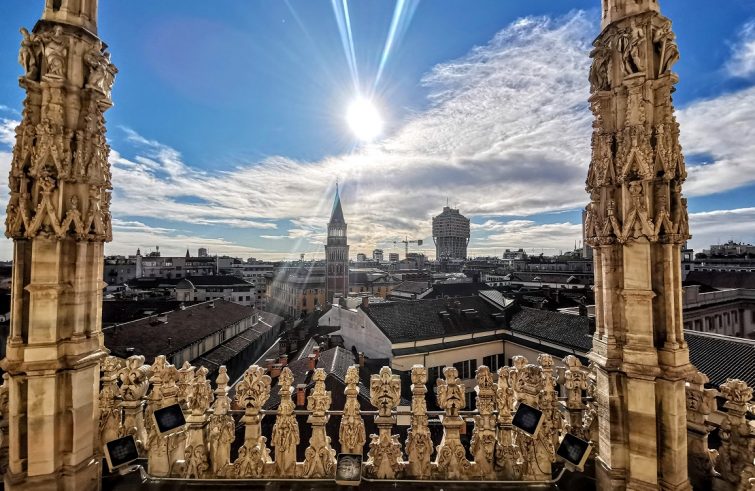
[478,290,514,309]
[392,334,505,357]
[104,299,256,362]
[102,300,196,326]
[503,272,594,285]
[264,347,366,409]
[181,275,253,287]
[685,331,755,388]
[685,271,755,290]
[362,296,505,343]
[509,307,593,352]
[426,282,487,298]
[392,281,431,295]
[195,325,274,372]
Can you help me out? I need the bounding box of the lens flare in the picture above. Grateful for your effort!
[346,98,383,142]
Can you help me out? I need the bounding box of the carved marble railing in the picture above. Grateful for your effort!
[686,372,755,491]
[93,353,599,481]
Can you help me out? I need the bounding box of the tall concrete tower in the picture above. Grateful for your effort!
[325,185,349,303]
[3,0,116,488]
[432,206,470,260]
[585,0,694,489]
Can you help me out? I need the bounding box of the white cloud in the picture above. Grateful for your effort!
[105,219,269,258]
[678,86,755,196]
[688,208,755,249]
[109,12,595,256]
[1,11,755,259]
[727,20,755,79]
[0,118,18,147]
[470,219,582,255]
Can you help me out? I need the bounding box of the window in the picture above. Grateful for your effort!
[483,354,506,372]
[453,359,477,379]
[428,366,445,384]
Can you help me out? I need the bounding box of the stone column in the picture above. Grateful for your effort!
[302,368,336,478]
[586,1,695,489]
[3,0,115,488]
[182,367,213,479]
[339,366,366,455]
[228,365,271,478]
[271,367,299,478]
[470,366,496,479]
[434,367,470,480]
[405,365,432,479]
[365,366,402,479]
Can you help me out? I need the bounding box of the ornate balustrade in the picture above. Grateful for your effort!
[686,372,755,490]
[0,352,750,488]
[92,353,598,482]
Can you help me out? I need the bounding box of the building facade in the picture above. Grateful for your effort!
[174,276,256,307]
[432,206,470,260]
[682,285,755,339]
[267,265,327,319]
[325,186,349,303]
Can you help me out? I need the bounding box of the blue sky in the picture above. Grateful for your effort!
[1,1,755,260]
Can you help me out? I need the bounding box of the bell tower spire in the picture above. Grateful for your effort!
[3,0,115,488]
[586,0,693,489]
[325,184,349,304]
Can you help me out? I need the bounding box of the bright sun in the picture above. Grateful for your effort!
[346,97,383,142]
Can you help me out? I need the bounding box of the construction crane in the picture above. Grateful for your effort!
[393,236,423,259]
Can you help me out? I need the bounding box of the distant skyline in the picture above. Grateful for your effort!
[1,1,755,260]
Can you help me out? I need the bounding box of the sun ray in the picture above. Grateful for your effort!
[375,0,421,90]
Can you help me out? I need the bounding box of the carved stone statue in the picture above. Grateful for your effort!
[18,28,39,80]
[619,25,646,76]
[653,22,679,75]
[84,41,108,93]
[42,26,68,79]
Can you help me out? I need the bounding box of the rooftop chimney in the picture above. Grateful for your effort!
[358,352,365,368]
[361,296,369,309]
[296,384,307,407]
[307,353,317,371]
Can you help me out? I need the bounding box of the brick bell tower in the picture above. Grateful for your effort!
[3,0,116,488]
[325,184,349,304]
